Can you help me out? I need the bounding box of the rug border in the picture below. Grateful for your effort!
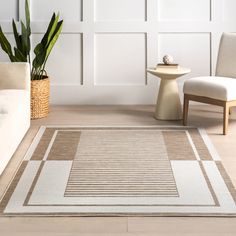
[2,125,236,217]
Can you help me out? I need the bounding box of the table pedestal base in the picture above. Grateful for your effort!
[155,79,182,120]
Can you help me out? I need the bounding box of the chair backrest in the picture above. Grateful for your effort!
[216,33,236,78]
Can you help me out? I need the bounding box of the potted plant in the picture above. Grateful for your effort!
[0,0,63,119]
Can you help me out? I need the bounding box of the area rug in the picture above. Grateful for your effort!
[1,126,236,216]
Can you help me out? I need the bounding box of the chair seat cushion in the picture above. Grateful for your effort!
[183,76,236,101]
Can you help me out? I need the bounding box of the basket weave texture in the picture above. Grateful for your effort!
[31,78,50,119]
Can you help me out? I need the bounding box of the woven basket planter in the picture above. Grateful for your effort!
[31,77,50,119]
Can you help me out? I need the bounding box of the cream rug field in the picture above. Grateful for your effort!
[1,126,236,216]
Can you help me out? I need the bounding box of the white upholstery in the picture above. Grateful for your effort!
[216,33,236,78]
[183,76,236,101]
[0,90,29,113]
[0,63,30,175]
[184,33,236,101]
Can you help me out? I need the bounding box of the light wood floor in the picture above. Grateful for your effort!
[1,105,236,236]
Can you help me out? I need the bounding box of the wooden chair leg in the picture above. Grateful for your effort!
[183,95,189,126]
[229,107,232,115]
[223,103,229,135]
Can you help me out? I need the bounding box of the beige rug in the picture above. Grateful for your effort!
[1,126,236,216]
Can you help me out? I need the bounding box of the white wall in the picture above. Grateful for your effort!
[0,0,236,104]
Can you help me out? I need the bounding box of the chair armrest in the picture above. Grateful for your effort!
[0,62,30,91]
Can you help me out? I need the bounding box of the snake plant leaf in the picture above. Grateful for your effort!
[34,43,46,66]
[25,0,31,35]
[21,21,30,55]
[37,50,47,65]
[20,21,27,55]
[45,20,63,60]
[34,42,44,55]
[14,47,27,62]
[32,50,46,70]
[12,19,23,52]
[47,13,59,45]
[33,42,47,68]
[41,13,59,47]
[0,26,14,60]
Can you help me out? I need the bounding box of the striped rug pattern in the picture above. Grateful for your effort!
[65,130,178,197]
[1,126,236,216]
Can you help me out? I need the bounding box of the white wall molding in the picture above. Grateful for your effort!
[1,0,236,104]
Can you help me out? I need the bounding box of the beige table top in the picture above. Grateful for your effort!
[147,67,191,78]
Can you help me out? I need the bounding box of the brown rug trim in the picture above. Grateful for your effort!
[198,161,219,206]
[23,161,45,206]
[45,127,194,131]
[188,129,212,160]
[216,161,236,204]
[162,131,196,160]
[31,128,56,160]
[47,131,81,161]
[0,161,28,213]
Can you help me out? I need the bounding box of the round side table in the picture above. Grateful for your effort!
[147,67,191,120]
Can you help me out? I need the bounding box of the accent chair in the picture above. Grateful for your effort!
[183,33,236,135]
